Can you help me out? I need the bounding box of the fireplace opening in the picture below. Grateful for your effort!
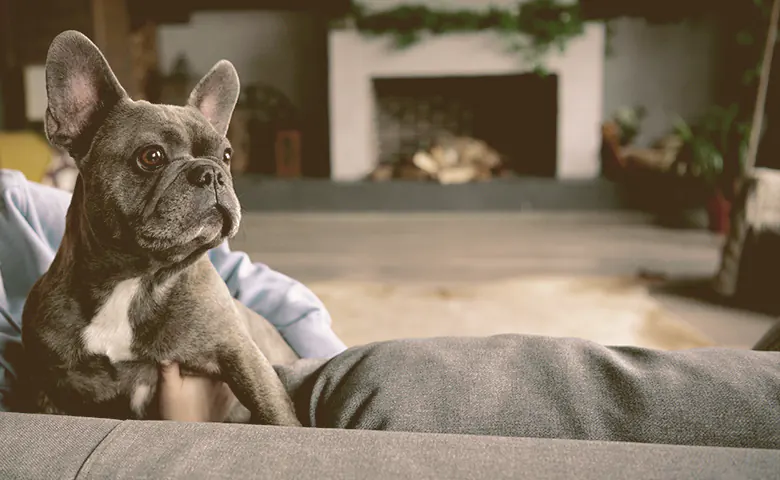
[371,73,558,181]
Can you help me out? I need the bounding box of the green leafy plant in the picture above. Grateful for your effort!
[335,1,586,72]
[671,104,751,185]
[510,0,586,67]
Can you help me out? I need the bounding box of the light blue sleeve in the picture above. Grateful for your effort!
[207,242,346,359]
[0,171,71,411]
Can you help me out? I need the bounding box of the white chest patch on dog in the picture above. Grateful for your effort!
[130,383,152,417]
[82,278,140,363]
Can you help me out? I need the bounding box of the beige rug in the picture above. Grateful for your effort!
[311,276,715,351]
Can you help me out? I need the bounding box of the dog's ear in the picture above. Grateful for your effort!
[187,60,240,137]
[44,30,127,156]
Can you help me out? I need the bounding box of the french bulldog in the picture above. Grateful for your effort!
[12,30,301,426]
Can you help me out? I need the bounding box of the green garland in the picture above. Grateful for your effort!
[333,1,587,73]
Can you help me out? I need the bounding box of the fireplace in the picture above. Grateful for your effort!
[373,74,558,178]
[329,27,606,181]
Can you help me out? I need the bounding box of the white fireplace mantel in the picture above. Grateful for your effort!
[328,25,606,181]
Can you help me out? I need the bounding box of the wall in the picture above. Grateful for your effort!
[603,17,720,147]
[157,11,321,116]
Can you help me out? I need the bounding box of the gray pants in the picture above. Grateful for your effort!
[275,334,780,449]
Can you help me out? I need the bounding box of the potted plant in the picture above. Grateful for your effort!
[670,105,750,233]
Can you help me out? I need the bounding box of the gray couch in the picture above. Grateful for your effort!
[3,334,780,479]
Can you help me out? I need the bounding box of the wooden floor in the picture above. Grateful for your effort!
[231,212,777,349]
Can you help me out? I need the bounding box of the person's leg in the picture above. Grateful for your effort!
[277,334,780,449]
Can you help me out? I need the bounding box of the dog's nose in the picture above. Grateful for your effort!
[187,165,224,188]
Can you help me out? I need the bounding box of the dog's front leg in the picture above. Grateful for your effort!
[218,338,301,427]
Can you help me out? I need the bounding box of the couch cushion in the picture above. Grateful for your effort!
[59,418,780,480]
[0,411,119,479]
[278,334,780,449]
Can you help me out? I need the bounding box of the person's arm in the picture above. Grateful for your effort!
[207,242,346,359]
[0,171,72,411]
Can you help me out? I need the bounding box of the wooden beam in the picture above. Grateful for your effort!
[0,0,26,129]
[91,0,139,97]
[714,0,780,300]
[745,0,780,172]
[127,0,350,28]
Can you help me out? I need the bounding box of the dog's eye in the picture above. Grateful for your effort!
[223,148,232,164]
[137,146,167,171]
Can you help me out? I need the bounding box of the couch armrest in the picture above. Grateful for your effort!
[0,412,119,479]
[1,412,779,480]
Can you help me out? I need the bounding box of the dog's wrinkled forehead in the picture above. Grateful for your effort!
[96,102,227,157]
